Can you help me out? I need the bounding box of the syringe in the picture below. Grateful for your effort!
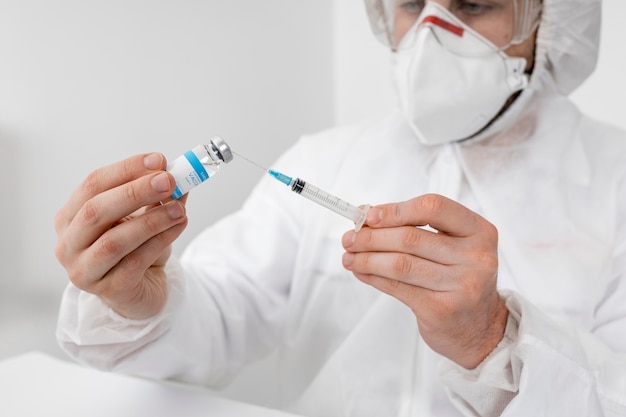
[232,151,369,231]
[268,169,370,232]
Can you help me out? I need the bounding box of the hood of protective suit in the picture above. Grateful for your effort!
[466,0,602,143]
[383,0,603,144]
[530,0,601,95]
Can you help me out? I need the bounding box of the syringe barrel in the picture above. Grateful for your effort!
[291,178,369,231]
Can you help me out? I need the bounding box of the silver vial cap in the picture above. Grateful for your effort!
[210,136,233,163]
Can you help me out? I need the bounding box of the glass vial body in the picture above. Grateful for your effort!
[166,136,233,199]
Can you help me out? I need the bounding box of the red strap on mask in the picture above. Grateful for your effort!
[421,15,464,37]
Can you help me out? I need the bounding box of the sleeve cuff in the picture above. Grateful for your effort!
[437,290,522,416]
[56,257,187,367]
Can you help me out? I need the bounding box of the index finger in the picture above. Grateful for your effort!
[365,194,483,237]
[56,153,166,229]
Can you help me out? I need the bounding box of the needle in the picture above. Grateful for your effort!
[232,151,269,172]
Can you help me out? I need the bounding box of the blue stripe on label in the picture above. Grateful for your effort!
[172,186,183,200]
[184,150,209,182]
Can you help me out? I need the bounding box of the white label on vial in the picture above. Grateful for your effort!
[168,150,209,199]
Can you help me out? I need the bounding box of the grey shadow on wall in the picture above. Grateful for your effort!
[0,127,22,287]
[0,127,67,361]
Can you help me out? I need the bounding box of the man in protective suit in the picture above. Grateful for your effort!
[55,0,626,415]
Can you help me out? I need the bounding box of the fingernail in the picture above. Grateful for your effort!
[166,201,184,219]
[151,172,171,193]
[342,231,356,248]
[367,207,382,225]
[342,252,354,268]
[144,153,163,170]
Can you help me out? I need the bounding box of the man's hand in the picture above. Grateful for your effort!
[342,194,508,369]
[54,153,189,319]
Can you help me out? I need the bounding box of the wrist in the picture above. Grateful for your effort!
[461,295,509,369]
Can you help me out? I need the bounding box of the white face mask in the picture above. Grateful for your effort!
[393,3,529,145]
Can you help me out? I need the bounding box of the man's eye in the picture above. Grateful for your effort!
[397,1,425,15]
[458,1,492,15]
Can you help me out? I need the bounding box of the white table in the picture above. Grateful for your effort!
[0,352,301,417]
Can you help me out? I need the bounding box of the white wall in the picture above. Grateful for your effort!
[0,0,333,297]
[332,1,396,126]
[569,1,626,128]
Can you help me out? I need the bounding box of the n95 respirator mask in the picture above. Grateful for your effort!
[392,3,529,145]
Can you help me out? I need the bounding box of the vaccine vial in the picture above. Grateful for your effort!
[166,136,233,199]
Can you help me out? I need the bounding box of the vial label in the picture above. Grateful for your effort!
[168,150,210,199]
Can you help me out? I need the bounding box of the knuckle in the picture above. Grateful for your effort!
[471,250,499,271]
[66,264,92,291]
[400,227,422,248]
[141,213,161,236]
[355,252,371,269]
[122,250,145,272]
[95,234,122,259]
[460,276,482,299]
[353,252,375,274]
[54,241,67,263]
[391,203,404,222]
[121,156,138,176]
[392,253,414,278]
[383,277,402,292]
[53,244,96,291]
[83,171,101,196]
[483,220,499,242]
[152,226,176,248]
[78,200,99,225]
[124,182,140,204]
[359,228,377,247]
[419,194,445,214]
[54,208,69,233]
[419,261,441,283]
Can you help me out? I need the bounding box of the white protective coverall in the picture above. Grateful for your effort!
[57,0,626,415]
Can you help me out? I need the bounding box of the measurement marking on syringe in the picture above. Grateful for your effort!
[232,157,370,232]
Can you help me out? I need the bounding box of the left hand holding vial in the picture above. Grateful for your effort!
[54,153,189,320]
[341,194,508,369]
